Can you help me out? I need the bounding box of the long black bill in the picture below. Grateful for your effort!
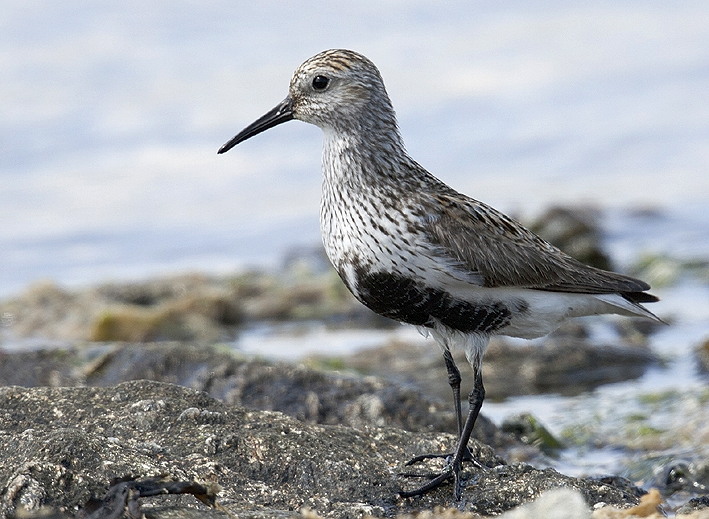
[218,97,294,154]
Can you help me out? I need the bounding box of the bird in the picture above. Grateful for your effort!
[218,49,660,500]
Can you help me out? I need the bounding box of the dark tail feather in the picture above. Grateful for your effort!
[622,291,660,304]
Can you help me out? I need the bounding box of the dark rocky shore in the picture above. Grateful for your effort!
[0,379,645,519]
[2,207,708,518]
[2,340,702,518]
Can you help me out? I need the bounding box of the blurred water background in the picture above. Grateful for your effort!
[2,0,708,296]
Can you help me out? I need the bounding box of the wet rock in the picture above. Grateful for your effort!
[527,206,612,270]
[651,460,709,496]
[230,269,372,325]
[695,337,709,374]
[501,414,563,453]
[483,335,657,399]
[611,319,664,347]
[336,322,659,401]
[0,381,643,518]
[0,347,79,387]
[677,495,709,515]
[590,476,647,500]
[77,476,223,519]
[0,276,245,343]
[0,281,86,340]
[90,291,243,342]
[631,253,709,289]
[0,270,382,343]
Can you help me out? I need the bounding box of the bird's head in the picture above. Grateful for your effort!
[218,49,396,154]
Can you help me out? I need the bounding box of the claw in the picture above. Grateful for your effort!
[400,445,479,497]
[399,469,454,498]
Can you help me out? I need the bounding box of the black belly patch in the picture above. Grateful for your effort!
[354,271,512,333]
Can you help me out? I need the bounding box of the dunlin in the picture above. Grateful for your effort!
[219,49,659,500]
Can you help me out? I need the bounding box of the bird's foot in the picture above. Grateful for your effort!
[398,466,455,498]
[399,458,468,500]
[399,446,483,499]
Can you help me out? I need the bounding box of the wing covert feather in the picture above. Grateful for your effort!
[418,191,652,296]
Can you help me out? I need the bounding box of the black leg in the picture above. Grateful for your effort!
[451,368,485,499]
[402,348,473,466]
[400,367,486,499]
[442,348,463,437]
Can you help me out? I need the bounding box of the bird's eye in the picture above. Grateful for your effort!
[312,75,330,90]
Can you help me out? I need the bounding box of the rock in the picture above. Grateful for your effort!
[650,459,709,495]
[0,381,643,518]
[483,335,657,399]
[677,495,709,515]
[499,488,590,519]
[0,343,509,450]
[527,206,612,270]
[89,290,243,342]
[0,271,382,343]
[695,337,709,374]
[608,487,664,517]
[0,276,244,343]
[501,414,563,453]
[335,322,658,401]
[631,253,709,289]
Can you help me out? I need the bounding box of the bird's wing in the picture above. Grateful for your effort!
[416,190,656,298]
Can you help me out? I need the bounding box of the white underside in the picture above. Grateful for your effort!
[494,287,654,338]
[420,285,658,373]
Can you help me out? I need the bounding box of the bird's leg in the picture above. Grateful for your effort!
[400,368,485,499]
[443,348,463,437]
[403,348,473,465]
[451,368,485,499]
